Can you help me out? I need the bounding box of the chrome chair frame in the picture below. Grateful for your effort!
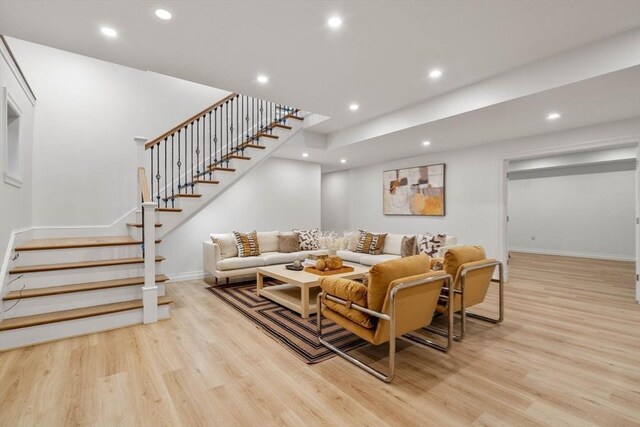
[317,274,453,383]
[426,260,504,342]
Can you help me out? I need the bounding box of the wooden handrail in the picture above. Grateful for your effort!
[138,167,151,203]
[145,92,239,150]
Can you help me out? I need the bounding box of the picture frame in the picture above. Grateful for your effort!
[382,163,446,216]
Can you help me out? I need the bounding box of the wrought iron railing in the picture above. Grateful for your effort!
[144,93,300,208]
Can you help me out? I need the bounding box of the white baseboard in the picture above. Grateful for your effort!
[509,247,635,262]
[167,270,212,282]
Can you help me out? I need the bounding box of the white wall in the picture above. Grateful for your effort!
[6,37,230,227]
[321,170,349,232]
[321,117,639,262]
[162,157,321,278]
[508,163,635,261]
[0,40,35,263]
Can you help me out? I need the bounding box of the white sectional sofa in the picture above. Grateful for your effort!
[203,231,458,284]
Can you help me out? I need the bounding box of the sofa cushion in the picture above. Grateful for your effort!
[257,231,279,253]
[217,256,265,271]
[367,254,431,312]
[278,232,299,253]
[261,252,298,265]
[210,233,238,259]
[293,229,320,250]
[233,230,261,257]
[443,245,486,278]
[336,250,362,263]
[359,254,401,266]
[382,233,405,255]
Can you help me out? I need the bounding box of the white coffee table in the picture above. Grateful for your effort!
[256,263,370,318]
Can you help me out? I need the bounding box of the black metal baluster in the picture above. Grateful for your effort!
[184,125,188,191]
[156,143,161,207]
[190,122,194,193]
[236,96,239,154]
[163,137,168,208]
[196,118,200,179]
[230,98,234,156]
[208,111,212,179]
[225,101,229,167]
[171,134,175,208]
[177,130,181,194]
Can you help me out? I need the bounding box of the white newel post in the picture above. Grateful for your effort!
[135,136,159,324]
[142,201,158,324]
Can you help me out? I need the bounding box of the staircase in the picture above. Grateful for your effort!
[0,91,305,351]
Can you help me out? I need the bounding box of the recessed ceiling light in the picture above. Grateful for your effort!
[422,140,431,146]
[429,69,443,79]
[155,9,172,20]
[328,16,342,28]
[302,152,309,158]
[257,75,268,84]
[547,112,561,120]
[340,159,347,164]
[349,104,359,111]
[100,27,118,38]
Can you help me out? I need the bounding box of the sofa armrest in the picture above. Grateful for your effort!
[203,241,221,275]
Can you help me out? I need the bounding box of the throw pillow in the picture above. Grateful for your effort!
[355,231,388,255]
[400,236,417,257]
[257,231,279,253]
[344,231,361,251]
[418,233,447,257]
[233,230,261,257]
[210,233,238,259]
[293,229,319,250]
[278,232,299,253]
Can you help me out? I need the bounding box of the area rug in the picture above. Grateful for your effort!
[206,280,367,364]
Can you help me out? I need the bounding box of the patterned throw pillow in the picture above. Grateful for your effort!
[293,229,319,250]
[233,230,261,257]
[418,233,447,257]
[355,231,388,255]
[400,236,417,257]
[278,232,299,253]
[210,233,238,259]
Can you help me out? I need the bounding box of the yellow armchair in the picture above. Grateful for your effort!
[316,254,454,382]
[427,246,504,341]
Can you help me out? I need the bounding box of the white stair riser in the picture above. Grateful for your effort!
[0,305,171,351]
[7,263,162,289]
[2,284,166,318]
[13,245,155,266]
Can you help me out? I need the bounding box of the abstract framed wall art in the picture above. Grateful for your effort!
[383,163,446,216]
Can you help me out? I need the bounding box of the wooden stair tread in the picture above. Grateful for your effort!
[284,114,303,121]
[15,236,159,251]
[3,275,170,300]
[239,143,266,150]
[271,123,292,130]
[156,208,182,212]
[222,154,251,161]
[175,194,202,198]
[9,256,165,274]
[194,179,219,184]
[209,166,236,172]
[127,223,162,228]
[0,296,174,331]
[256,133,279,139]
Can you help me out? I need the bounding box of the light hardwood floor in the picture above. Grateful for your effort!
[0,253,638,426]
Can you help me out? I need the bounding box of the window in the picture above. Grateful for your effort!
[4,89,22,187]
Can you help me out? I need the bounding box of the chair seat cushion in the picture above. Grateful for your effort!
[217,256,265,271]
[322,307,377,344]
[359,254,401,266]
[261,252,298,265]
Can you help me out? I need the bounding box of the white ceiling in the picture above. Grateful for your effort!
[277,66,640,172]
[1,0,639,134]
